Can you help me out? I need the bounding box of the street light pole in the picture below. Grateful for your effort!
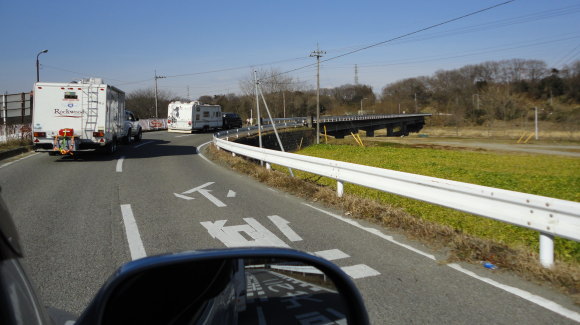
[36,49,48,82]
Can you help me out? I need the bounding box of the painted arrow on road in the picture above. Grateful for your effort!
[175,182,227,207]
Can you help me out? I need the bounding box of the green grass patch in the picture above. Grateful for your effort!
[282,143,580,262]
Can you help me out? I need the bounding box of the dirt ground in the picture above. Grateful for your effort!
[361,128,580,157]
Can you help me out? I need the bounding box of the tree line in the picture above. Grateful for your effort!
[380,59,580,127]
[125,59,580,128]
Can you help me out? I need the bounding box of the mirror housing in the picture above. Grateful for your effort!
[76,247,369,325]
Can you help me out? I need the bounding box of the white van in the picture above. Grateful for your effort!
[167,101,222,133]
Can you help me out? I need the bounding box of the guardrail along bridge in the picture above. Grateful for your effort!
[265,114,431,138]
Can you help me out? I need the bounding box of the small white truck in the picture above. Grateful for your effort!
[122,110,143,144]
[32,78,125,155]
[167,101,222,133]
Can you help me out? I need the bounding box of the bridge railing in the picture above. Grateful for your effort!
[259,113,431,125]
[213,129,580,269]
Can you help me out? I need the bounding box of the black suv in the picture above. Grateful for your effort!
[222,112,243,129]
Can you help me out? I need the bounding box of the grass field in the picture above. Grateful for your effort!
[290,142,580,262]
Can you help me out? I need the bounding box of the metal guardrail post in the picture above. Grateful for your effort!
[337,180,344,198]
[540,233,554,268]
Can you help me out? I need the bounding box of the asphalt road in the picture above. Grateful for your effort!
[1,131,579,324]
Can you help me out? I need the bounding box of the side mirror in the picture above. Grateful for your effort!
[76,248,369,325]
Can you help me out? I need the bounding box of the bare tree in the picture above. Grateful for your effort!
[239,68,308,117]
[126,88,175,118]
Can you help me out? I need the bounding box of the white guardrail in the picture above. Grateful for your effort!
[213,128,580,268]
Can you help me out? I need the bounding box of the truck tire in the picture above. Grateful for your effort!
[133,129,142,142]
[107,138,118,155]
[124,128,132,144]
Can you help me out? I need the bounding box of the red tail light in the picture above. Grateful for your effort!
[33,132,46,137]
[93,131,105,137]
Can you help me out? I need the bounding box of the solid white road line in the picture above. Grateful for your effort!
[447,263,580,323]
[303,202,580,322]
[116,156,125,172]
[197,141,215,165]
[304,203,436,260]
[0,152,39,169]
[120,204,147,260]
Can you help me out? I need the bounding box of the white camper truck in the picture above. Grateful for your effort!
[32,78,125,155]
[167,101,222,133]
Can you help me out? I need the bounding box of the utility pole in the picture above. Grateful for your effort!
[282,91,286,118]
[360,98,367,113]
[154,70,166,118]
[534,106,539,140]
[254,70,262,150]
[310,45,325,144]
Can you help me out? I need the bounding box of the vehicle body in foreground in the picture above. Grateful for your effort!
[32,78,125,156]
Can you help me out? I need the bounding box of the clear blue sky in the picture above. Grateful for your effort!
[1,0,579,98]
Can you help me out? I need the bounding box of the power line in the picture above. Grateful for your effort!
[162,56,310,79]
[553,43,580,68]
[320,1,515,64]
[327,34,580,70]
[260,1,515,82]
[388,4,580,47]
[320,4,579,56]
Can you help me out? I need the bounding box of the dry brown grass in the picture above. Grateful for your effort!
[207,144,580,303]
